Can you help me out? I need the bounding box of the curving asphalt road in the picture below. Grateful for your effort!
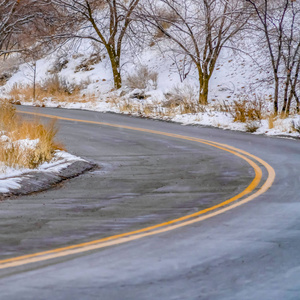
[0,106,299,299]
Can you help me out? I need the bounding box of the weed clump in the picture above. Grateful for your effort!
[125,65,158,90]
[231,96,264,123]
[0,101,63,169]
[8,74,94,104]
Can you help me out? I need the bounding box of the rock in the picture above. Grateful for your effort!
[119,90,127,97]
[129,89,149,100]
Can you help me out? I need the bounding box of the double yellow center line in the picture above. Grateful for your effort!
[0,110,275,270]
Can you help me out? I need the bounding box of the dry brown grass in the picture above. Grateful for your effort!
[107,83,203,119]
[125,65,158,90]
[9,75,95,104]
[0,101,63,169]
[9,83,34,101]
[140,104,155,116]
[212,100,231,113]
[163,84,204,115]
[0,99,18,131]
[105,95,119,107]
[179,100,201,114]
[118,99,136,114]
[268,114,275,129]
[231,97,264,123]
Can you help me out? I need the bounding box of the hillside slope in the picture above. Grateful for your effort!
[0,38,299,138]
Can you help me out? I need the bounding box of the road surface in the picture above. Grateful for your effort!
[0,106,299,299]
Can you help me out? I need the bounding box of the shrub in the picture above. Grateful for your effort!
[167,83,197,102]
[164,83,202,114]
[125,65,158,90]
[231,96,264,123]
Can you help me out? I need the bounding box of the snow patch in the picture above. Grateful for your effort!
[0,150,87,194]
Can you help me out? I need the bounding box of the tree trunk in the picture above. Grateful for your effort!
[296,96,300,113]
[198,66,209,105]
[33,62,36,101]
[112,63,122,90]
[286,76,297,115]
[274,76,279,115]
[107,48,122,90]
[292,62,300,114]
[286,91,293,115]
[282,73,291,115]
[291,85,300,114]
[199,78,209,105]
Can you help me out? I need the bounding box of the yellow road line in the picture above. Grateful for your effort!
[0,110,275,270]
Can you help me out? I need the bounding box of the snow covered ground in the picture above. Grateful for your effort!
[0,150,88,194]
[0,40,299,139]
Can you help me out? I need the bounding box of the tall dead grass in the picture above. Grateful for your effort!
[9,75,95,104]
[231,96,264,123]
[125,65,158,90]
[0,101,63,169]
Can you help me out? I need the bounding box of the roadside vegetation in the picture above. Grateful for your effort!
[104,86,299,134]
[0,101,63,170]
[0,0,299,137]
[8,75,95,105]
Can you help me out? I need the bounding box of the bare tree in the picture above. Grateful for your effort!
[47,0,141,90]
[245,0,300,115]
[281,1,300,114]
[139,0,248,104]
[0,0,48,56]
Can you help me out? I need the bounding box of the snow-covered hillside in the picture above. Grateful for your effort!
[0,37,299,138]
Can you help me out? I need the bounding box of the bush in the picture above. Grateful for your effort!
[231,96,264,123]
[164,83,203,114]
[125,65,158,90]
